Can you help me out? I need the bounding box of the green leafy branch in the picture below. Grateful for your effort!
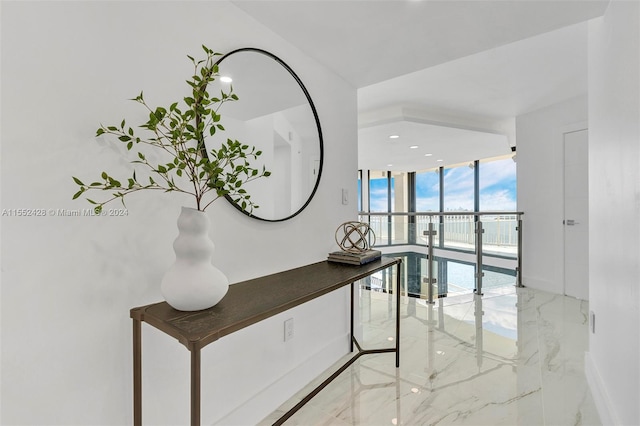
[72,45,270,213]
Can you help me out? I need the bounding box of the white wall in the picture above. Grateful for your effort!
[0,2,358,424]
[586,1,640,424]
[516,95,588,294]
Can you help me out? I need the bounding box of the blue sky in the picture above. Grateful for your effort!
[478,158,517,211]
[366,157,516,212]
[368,176,391,212]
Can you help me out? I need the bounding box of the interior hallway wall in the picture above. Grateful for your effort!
[586,1,640,424]
[516,95,588,295]
[0,2,358,424]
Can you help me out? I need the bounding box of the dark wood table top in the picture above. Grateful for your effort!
[131,257,401,351]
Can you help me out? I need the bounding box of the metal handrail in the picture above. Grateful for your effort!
[358,211,524,217]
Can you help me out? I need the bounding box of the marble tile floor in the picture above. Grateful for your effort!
[260,286,601,426]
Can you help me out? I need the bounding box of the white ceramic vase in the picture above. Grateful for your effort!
[161,206,229,311]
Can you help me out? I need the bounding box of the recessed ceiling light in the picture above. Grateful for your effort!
[220,76,233,83]
[437,159,443,162]
[424,153,433,157]
[389,135,400,139]
[409,145,419,149]
[387,164,393,167]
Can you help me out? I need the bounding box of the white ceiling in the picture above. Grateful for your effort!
[359,118,510,172]
[232,0,609,171]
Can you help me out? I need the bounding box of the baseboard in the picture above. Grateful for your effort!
[520,275,558,294]
[585,351,619,425]
[214,332,350,425]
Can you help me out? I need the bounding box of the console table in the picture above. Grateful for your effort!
[130,256,401,425]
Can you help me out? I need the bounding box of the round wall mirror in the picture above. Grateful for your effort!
[206,48,324,222]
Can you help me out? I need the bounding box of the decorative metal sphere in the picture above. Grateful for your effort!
[335,221,376,253]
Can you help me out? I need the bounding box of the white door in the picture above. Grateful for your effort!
[563,129,589,300]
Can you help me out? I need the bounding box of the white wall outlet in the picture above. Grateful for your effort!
[284,318,294,341]
[342,188,348,205]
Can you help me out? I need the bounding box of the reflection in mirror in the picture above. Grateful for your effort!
[206,48,323,221]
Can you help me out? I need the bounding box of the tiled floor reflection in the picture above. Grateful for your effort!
[260,286,601,426]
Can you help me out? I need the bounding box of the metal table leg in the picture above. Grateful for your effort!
[351,281,357,353]
[191,349,201,425]
[396,262,401,368]
[133,319,142,426]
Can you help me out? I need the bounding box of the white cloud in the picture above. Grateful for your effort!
[479,159,516,191]
[480,189,517,211]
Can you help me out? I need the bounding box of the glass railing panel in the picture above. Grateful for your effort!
[361,214,388,247]
[391,214,409,245]
[480,265,518,292]
[428,257,517,298]
[415,214,435,246]
[442,214,475,252]
[357,212,523,298]
[437,256,477,297]
[357,258,399,294]
[353,246,519,302]
[480,214,518,258]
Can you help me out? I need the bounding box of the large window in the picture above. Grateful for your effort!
[479,157,517,211]
[365,159,516,213]
[443,164,474,211]
[357,170,362,212]
[416,169,440,211]
[369,170,389,212]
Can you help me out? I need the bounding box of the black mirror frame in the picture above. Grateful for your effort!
[214,47,324,222]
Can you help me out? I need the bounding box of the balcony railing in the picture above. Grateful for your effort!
[357,211,524,302]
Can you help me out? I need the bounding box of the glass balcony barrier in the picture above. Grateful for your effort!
[357,212,523,301]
